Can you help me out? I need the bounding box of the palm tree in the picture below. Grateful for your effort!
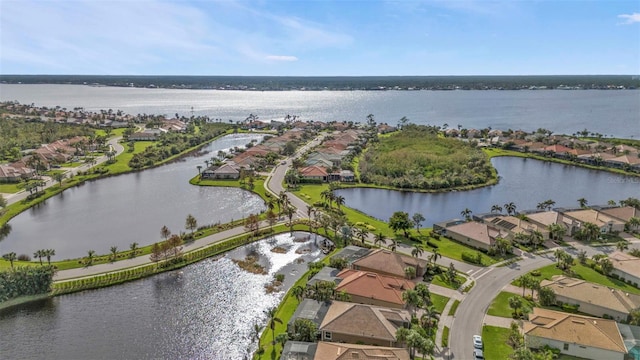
[530,230,544,251]
[491,204,503,214]
[86,250,95,266]
[2,252,17,269]
[251,323,263,343]
[628,217,640,233]
[130,242,139,258]
[53,172,65,187]
[411,244,424,258]
[33,249,44,265]
[265,307,283,345]
[355,227,368,245]
[578,197,588,208]
[420,305,440,337]
[374,232,386,248]
[334,195,345,212]
[582,222,600,242]
[44,249,55,265]
[460,208,472,221]
[402,289,423,318]
[110,246,118,262]
[504,202,517,216]
[390,239,399,252]
[291,285,305,302]
[196,165,202,176]
[431,248,442,264]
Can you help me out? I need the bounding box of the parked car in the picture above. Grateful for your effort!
[473,334,483,349]
[473,348,484,359]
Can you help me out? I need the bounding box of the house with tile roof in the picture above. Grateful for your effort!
[319,301,410,346]
[313,341,409,360]
[599,206,640,224]
[0,162,35,182]
[524,308,629,360]
[441,221,506,251]
[335,269,414,309]
[300,165,328,182]
[288,299,331,338]
[351,249,428,279]
[560,209,626,235]
[482,215,549,242]
[540,275,640,321]
[609,251,640,287]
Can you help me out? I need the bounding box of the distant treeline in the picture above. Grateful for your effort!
[1,75,638,90]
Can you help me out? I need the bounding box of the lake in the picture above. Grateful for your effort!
[1,84,638,138]
[0,232,325,360]
[336,156,640,226]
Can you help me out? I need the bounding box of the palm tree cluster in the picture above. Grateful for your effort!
[397,283,438,359]
[33,249,56,265]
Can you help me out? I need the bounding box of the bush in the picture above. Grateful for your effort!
[530,270,541,277]
[462,251,482,265]
[17,254,31,261]
[426,241,439,248]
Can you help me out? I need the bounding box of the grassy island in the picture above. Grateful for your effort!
[358,124,495,190]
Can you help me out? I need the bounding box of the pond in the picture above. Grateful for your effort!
[0,232,325,360]
[0,134,267,260]
[336,157,639,226]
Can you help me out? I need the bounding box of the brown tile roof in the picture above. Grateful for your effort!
[600,207,640,222]
[319,301,410,342]
[314,341,410,360]
[610,251,640,278]
[541,275,640,315]
[446,221,503,246]
[526,211,565,227]
[352,249,427,278]
[524,308,626,353]
[335,270,414,306]
[561,209,625,228]
[300,166,328,177]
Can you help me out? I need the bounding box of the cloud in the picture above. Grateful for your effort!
[265,55,299,62]
[618,13,640,25]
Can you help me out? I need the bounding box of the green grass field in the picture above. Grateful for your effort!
[448,299,460,316]
[482,325,514,360]
[487,291,535,318]
[432,293,450,314]
[0,183,23,194]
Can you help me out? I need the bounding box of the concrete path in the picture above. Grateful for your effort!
[483,314,517,328]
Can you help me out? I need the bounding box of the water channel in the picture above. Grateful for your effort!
[336,156,640,226]
[0,232,325,360]
[0,133,267,260]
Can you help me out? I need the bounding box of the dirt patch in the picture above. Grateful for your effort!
[232,255,267,275]
[293,235,311,243]
[271,246,288,254]
[265,279,283,294]
[295,247,311,254]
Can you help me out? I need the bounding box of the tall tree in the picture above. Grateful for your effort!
[504,202,517,216]
[2,252,17,269]
[411,244,424,258]
[44,249,55,265]
[33,249,44,265]
[389,211,413,238]
[160,225,171,241]
[265,307,283,345]
[412,213,425,233]
[374,232,386,248]
[129,242,139,258]
[577,197,588,208]
[185,214,197,234]
[110,246,118,262]
[460,208,473,221]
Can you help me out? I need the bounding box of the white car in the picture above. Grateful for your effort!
[473,348,484,359]
[473,335,483,349]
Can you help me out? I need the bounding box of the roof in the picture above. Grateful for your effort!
[332,246,373,264]
[314,341,410,360]
[281,341,317,360]
[212,163,239,175]
[610,251,640,277]
[526,211,563,227]
[524,307,626,353]
[446,221,503,246]
[319,301,410,342]
[600,206,640,222]
[307,267,341,287]
[300,165,328,177]
[289,299,331,328]
[352,249,427,278]
[561,209,625,228]
[484,215,541,234]
[541,275,640,315]
[335,269,414,306]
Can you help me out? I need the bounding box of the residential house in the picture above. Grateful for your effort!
[440,221,506,251]
[540,275,640,321]
[331,246,373,265]
[287,299,331,338]
[209,163,240,179]
[314,341,409,360]
[609,251,640,287]
[0,163,35,182]
[482,215,549,242]
[524,308,628,360]
[605,155,640,171]
[560,209,626,235]
[161,119,187,132]
[525,211,573,237]
[129,129,161,141]
[319,301,410,346]
[339,170,355,182]
[281,341,317,360]
[599,206,640,224]
[351,249,428,279]
[307,267,341,288]
[300,166,328,182]
[334,269,414,309]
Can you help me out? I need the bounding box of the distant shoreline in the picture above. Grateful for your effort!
[1,74,638,91]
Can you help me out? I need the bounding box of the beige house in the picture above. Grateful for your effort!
[319,301,410,347]
[525,308,627,360]
[351,249,428,279]
[483,215,549,242]
[540,275,640,321]
[314,342,409,360]
[560,209,626,235]
[442,221,506,251]
[335,269,414,309]
[610,251,640,287]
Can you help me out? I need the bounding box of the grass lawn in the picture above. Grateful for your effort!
[525,263,640,295]
[448,299,460,316]
[431,293,449,314]
[432,273,466,290]
[295,183,506,265]
[0,183,23,194]
[192,176,270,203]
[487,291,535,318]
[0,259,38,271]
[482,325,514,360]
[101,141,155,173]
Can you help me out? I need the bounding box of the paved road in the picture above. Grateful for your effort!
[448,252,555,360]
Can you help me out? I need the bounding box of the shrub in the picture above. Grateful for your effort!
[530,270,541,277]
[17,254,31,261]
[426,241,439,248]
[462,251,482,265]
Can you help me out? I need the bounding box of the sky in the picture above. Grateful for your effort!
[0,0,639,76]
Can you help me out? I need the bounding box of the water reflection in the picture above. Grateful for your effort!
[336,157,640,226]
[0,232,325,360]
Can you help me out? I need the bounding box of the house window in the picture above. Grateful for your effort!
[563,343,569,351]
[325,331,332,340]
